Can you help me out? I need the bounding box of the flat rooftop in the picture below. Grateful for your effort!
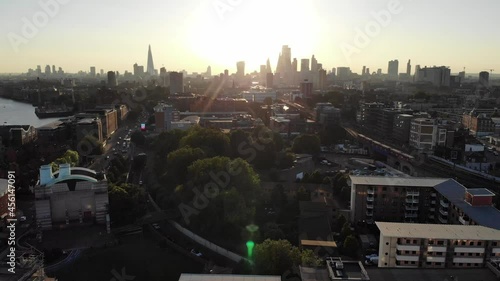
[178,274,281,281]
[376,221,500,240]
[349,176,448,187]
[301,240,337,248]
[366,267,499,281]
[467,188,495,196]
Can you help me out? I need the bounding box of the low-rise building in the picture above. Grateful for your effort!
[34,164,109,230]
[377,222,500,268]
[409,118,447,151]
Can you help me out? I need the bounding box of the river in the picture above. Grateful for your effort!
[0,97,61,128]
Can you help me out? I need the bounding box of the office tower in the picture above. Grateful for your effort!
[311,55,318,72]
[458,71,466,80]
[414,65,421,81]
[260,65,267,82]
[388,60,399,79]
[154,103,173,132]
[362,66,366,76]
[100,69,104,76]
[336,67,351,80]
[36,65,42,75]
[90,66,96,77]
[406,59,411,76]
[45,65,51,75]
[52,65,56,74]
[206,66,212,77]
[377,69,382,75]
[318,63,323,71]
[224,69,229,77]
[169,72,184,94]
[266,73,274,88]
[107,71,117,87]
[292,58,298,72]
[319,69,327,90]
[58,67,63,75]
[266,58,272,73]
[366,68,370,76]
[301,59,310,72]
[331,68,336,76]
[300,80,313,97]
[160,67,167,86]
[236,61,245,78]
[147,45,155,76]
[479,71,489,88]
[282,45,291,74]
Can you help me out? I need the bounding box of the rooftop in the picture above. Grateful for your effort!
[434,180,500,230]
[349,176,448,187]
[178,274,281,281]
[366,267,499,281]
[467,188,495,197]
[376,221,500,240]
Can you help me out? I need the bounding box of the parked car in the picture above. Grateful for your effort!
[191,249,203,257]
[19,216,27,222]
[152,223,160,230]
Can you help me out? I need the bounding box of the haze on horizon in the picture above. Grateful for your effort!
[0,0,499,75]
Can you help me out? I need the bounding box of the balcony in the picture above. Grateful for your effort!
[426,256,446,263]
[366,196,374,202]
[429,207,435,212]
[440,199,449,208]
[405,198,419,204]
[430,200,436,205]
[459,216,470,225]
[428,214,435,219]
[431,193,437,197]
[454,247,485,254]
[439,209,448,216]
[395,255,420,262]
[367,189,375,195]
[452,257,484,264]
[406,191,420,196]
[397,244,421,252]
[405,213,418,218]
[427,246,447,252]
[366,211,374,216]
[438,216,448,224]
[366,204,374,209]
[405,205,419,211]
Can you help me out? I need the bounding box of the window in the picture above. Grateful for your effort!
[383,187,387,191]
[437,240,444,245]
[461,241,466,246]
[385,252,388,255]
[386,242,389,246]
[413,240,418,244]
[470,241,474,246]
[394,187,399,192]
[477,242,482,246]
[436,262,441,266]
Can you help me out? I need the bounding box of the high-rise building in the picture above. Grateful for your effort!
[52,65,56,75]
[154,102,173,132]
[388,60,399,79]
[266,58,272,73]
[45,65,51,75]
[100,69,104,76]
[300,80,313,97]
[300,59,310,72]
[336,67,351,80]
[282,45,291,75]
[377,68,382,75]
[416,66,451,87]
[36,65,42,75]
[479,71,489,88]
[147,45,155,76]
[406,59,411,76]
[206,66,212,77]
[318,69,327,90]
[107,71,117,87]
[366,68,370,76]
[362,66,366,76]
[90,66,96,77]
[266,73,274,89]
[311,55,318,72]
[169,72,184,94]
[236,61,245,78]
[160,67,167,86]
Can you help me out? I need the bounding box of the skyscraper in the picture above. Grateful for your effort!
[266,58,272,73]
[52,65,56,74]
[282,45,291,75]
[45,65,51,75]
[90,66,96,77]
[107,71,117,87]
[169,72,184,94]
[147,45,155,76]
[301,59,310,72]
[406,60,411,76]
[479,71,489,88]
[206,66,212,77]
[160,67,167,86]
[266,73,274,89]
[362,66,366,76]
[236,61,245,78]
[311,55,318,72]
[388,60,399,79]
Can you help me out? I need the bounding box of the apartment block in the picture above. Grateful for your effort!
[377,222,500,268]
[349,176,500,230]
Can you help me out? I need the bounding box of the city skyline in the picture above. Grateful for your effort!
[1,0,500,75]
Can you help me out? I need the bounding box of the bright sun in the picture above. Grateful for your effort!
[186,0,322,73]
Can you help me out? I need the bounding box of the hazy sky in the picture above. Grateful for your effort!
[1,0,499,75]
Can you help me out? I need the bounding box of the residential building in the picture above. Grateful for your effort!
[377,222,500,268]
[0,125,37,147]
[170,71,184,94]
[349,176,500,230]
[416,66,451,87]
[377,108,413,137]
[393,114,413,144]
[84,108,118,139]
[300,80,313,97]
[34,164,109,230]
[154,103,175,132]
[462,111,495,137]
[315,103,341,127]
[409,118,447,150]
[388,60,399,80]
[107,71,117,87]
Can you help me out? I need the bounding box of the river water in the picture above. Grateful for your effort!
[0,97,61,128]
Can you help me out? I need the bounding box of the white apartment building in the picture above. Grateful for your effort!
[377,222,500,268]
[409,118,447,150]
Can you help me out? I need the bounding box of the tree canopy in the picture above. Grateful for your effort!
[130,131,146,146]
[179,126,230,157]
[291,134,321,155]
[50,150,79,171]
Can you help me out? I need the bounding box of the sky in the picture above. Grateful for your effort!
[1,0,500,75]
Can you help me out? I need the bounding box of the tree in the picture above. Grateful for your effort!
[343,235,359,258]
[262,222,286,241]
[108,183,146,225]
[296,186,310,201]
[254,239,322,275]
[50,150,79,172]
[130,131,146,146]
[270,184,287,208]
[275,152,295,169]
[291,134,320,155]
[229,130,251,158]
[340,222,353,241]
[167,147,206,184]
[180,126,230,157]
[335,215,347,232]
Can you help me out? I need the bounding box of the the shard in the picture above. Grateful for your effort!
[147,45,155,75]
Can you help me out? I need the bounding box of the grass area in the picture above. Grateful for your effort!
[51,231,203,281]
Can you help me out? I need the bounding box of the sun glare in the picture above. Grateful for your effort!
[187,0,321,73]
